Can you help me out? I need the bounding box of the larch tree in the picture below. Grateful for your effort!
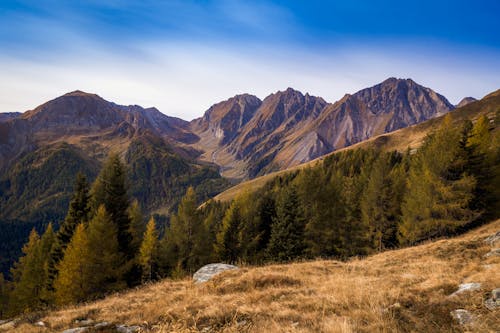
[139,217,159,282]
[8,229,45,314]
[166,187,205,272]
[215,200,242,263]
[85,205,125,297]
[91,153,133,259]
[399,116,477,245]
[54,223,90,305]
[49,173,90,287]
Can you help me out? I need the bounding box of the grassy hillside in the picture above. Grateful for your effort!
[7,219,499,332]
[212,90,500,203]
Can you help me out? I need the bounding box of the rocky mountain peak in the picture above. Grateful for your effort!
[456,97,477,108]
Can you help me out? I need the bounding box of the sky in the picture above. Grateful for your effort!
[0,0,499,120]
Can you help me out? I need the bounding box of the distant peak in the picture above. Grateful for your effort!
[63,90,99,98]
[456,97,477,108]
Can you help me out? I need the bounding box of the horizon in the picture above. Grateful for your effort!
[1,0,499,119]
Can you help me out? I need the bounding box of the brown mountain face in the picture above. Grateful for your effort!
[0,91,198,171]
[456,97,477,108]
[190,78,455,179]
[0,112,21,122]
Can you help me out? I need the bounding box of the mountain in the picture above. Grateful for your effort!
[211,88,499,203]
[0,91,229,276]
[190,78,455,178]
[0,112,21,122]
[457,96,477,108]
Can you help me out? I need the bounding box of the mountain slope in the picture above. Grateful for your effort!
[211,88,499,203]
[190,78,455,179]
[10,218,499,332]
[0,92,230,276]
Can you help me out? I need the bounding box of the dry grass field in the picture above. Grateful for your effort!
[7,219,499,333]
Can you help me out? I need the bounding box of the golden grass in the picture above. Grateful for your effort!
[7,219,499,333]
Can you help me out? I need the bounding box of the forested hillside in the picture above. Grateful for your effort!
[1,109,497,318]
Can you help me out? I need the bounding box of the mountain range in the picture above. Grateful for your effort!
[0,77,488,275]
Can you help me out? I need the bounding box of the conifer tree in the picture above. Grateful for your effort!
[91,153,133,259]
[300,168,344,257]
[49,173,90,285]
[128,199,145,254]
[266,186,305,261]
[139,218,159,282]
[38,223,56,305]
[86,205,125,297]
[215,200,242,262]
[166,187,206,272]
[8,229,44,313]
[54,224,90,305]
[400,116,477,244]
[466,115,499,218]
[360,153,401,251]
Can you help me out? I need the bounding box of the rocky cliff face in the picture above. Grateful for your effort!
[190,78,455,178]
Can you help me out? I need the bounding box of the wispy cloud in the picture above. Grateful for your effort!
[0,1,499,118]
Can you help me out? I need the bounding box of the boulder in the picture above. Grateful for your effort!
[62,328,90,333]
[450,309,474,325]
[0,319,17,331]
[193,263,239,283]
[449,282,481,297]
[484,288,500,310]
[116,324,141,333]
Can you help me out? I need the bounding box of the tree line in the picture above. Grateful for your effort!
[1,114,498,317]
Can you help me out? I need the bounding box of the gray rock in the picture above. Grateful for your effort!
[492,288,500,301]
[193,263,239,283]
[34,321,46,327]
[450,309,474,325]
[61,328,89,333]
[484,298,498,310]
[94,322,112,329]
[0,319,17,331]
[484,288,500,310]
[484,231,500,246]
[484,248,500,258]
[75,319,94,326]
[450,283,481,296]
[116,325,141,333]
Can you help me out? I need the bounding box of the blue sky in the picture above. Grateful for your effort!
[1,0,499,119]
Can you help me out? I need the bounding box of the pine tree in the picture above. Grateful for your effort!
[85,205,125,297]
[215,200,242,262]
[91,153,133,259]
[38,223,56,305]
[466,115,498,218]
[54,224,90,305]
[266,186,305,261]
[128,199,145,254]
[300,168,344,257]
[139,218,159,282]
[360,153,402,251]
[8,229,44,313]
[49,173,90,286]
[399,117,477,244]
[166,187,205,272]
